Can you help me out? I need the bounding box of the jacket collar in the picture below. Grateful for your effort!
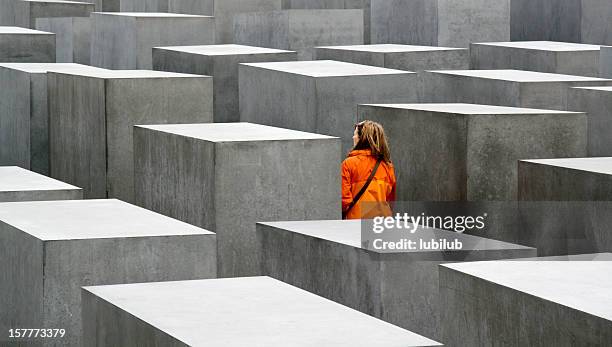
[348,149,373,157]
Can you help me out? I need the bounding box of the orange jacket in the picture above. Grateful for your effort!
[341,149,396,219]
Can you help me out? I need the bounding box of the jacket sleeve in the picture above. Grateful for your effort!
[341,160,353,212]
[388,165,397,203]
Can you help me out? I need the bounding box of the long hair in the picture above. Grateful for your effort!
[353,120,392,163]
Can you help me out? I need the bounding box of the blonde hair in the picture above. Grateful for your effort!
[353,120,392,163]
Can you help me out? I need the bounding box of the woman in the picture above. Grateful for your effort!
[342,120,396,219]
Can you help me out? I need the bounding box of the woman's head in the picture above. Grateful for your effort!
[352,120,391,163]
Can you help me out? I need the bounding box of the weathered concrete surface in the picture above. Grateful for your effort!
[234,9,363,60]
[511,0,612,45]
[0,0,93,28]
[48,69,213,202]
[602,46,612,78]
[82,277,441,346]
[471,41,602,77]
[153,44,297,122]
[315,44,468,71]
[239,60,418,153]
[90,12,215,69]
[169,0,282,44]
[0,166,82,202]
[0,26,54,62]
[359,103,587,201]
[519,158,612,201]
[567,87,612,156]
[282,0,371,44]
[0,199,216,347]
[0,63,107,174]
[423,69,612,110]
[36,17,90,64]
[371,0,510,47]
[440,254,612,346]
[518,158,612,255]
[133,123,341,277]
[258,220,535,340]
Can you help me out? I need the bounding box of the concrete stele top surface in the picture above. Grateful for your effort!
[242,60,416,77]
[155,44,295,56]
[93,12,212,18]
[316,44,466,53]
[0,199,213,241]
[429,69,612,83]
[259,219,534,253]
[473,41,602,51]
[442,258,612,321]
[83,276,442,347]
[23,0,92,4]
[0,26,53,34]
[362,103,580,115]
[0,166,80,192]
[50,69,205,79]
[572,86,612,92]
[136,122,338,142]
[521,157,612,175]
[0,63,108,74]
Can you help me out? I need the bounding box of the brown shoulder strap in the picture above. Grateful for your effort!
[343,157,383,219]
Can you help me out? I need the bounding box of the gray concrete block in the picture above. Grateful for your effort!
[90,12,215,69]
[36,17,90,64]
[0,0,93,28]
[511,0,612,45]
[239,60,418,153]
[153,44,297,122]
[0,199,216,347]
[82,276,441,347]
[359,103,587,201]
[567,87,612,156]
[233,9,363,60]
[282,0,371,44]
[48,69,213,202]
[519,158,612,201]
[258,220,536,340]
[133,123,341,277]
[371,0,510,47]
[471,41,602,77]
[600,46,612,78]
[168,0,282,44]
[440,254,612,346]
[423,69,612,110]
[0,63,107,174]
[0,26,54,62]
[0,166,82,202]
[315,44,468,71]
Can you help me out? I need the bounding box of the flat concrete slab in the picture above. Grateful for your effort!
[90,12,215,69]
[471,41,602,77]
[0,63,108,174]
[234,9,364,60]
[0,26,55,62]
[359,103,587,200]
[82,277,441,346]
[0,166,82,202]
[258,219,535,340]
[315,44,468,71]
[423,69,612,110]
[371,0,510,47]
[0,0,93,28]
[36,16,91,64]
[239,60,418,153]
[167,0,282,44]
[511,0,612,45]
[0,199,216,346]
[48,69,213,202]
[440,254,612,346]
[568,86,612,156]
[133,123,341,277]
[602,46,612,78]
[153,44,297,122]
